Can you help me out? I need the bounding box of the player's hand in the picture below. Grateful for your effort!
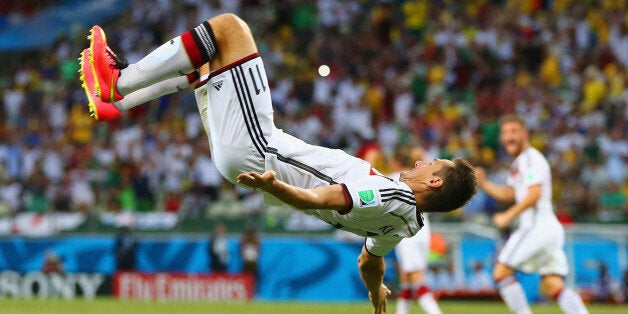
[474,167,487,187]
[493,212,512,229]
[236,170,277,191]
[368,284,391,314]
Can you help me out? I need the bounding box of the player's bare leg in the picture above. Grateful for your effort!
[541,275,588,314]
[396,270,441,314]
[493,263,531,314]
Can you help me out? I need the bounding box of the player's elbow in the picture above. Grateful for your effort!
[299,194,340,210]
[357,248,383,271]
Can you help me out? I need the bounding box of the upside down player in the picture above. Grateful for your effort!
[78,13,477,313]
[475,115,588,314]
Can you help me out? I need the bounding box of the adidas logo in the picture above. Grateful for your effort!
[212,79,224,91]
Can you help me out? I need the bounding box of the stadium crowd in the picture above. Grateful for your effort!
[1,0,628,224]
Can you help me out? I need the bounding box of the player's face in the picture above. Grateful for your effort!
[399,159,453,183]
[500,121,528,156]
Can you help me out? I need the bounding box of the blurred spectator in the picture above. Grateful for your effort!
[208,222,229,272]
[190,139,222,203]
[118,174,137,212]
[592,262,622,303]
[555,202,575,225]
[3,81,25,126]
[622,269,628,303]
[50,173,73,212]
[164,191,182,213]
[115,227,137,271]
[132,166,156,212]
[69,160,96,213]
[599,129,628,185]
[240,226,260,283]
[580,158,612,195]
[207,183,246,218]
[467,261,494,293]
[598,181,627,222]
[0,176,22,214]
[431,262,465,294]
[42,250,64,274]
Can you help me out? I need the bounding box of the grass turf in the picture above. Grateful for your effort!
[2,299,626,314]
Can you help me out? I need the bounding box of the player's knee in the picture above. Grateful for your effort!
[492,263,513,281]
[210,13,252,41]
[540,275,564,297]
[206,13,256,67]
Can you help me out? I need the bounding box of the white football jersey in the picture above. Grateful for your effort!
[313,175,424,256]
[506,146,558,228]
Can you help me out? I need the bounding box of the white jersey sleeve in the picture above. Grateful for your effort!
[511,157,545,188]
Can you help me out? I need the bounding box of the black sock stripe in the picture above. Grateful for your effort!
[237,66,268,145]
[203,21,218,57]
[190,21,217,62]
[197,22,214,53]
[231,68,265,158]
[266,147,337,185]
[190,28,210,62]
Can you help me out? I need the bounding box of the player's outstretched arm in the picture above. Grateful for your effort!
[474,167,515,203]
[494,184,541,228]
[236,170,348,211]
[357,246,391,314]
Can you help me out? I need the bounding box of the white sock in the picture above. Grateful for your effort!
[557,288,589,314]
[118,36,196,95]
[395,298,410,314]
[498,278,531,314]
[115,74,194,110]
[418,292,442,314]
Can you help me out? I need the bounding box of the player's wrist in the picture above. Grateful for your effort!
[259,176,279,192]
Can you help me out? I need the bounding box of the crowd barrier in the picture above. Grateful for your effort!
[0,224,625,302]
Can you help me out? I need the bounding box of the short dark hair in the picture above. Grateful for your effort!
[499,114,527,129]
[421,158,478,212]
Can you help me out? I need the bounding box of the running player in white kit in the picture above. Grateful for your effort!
[475,115,588,314]
[78,14,478,313]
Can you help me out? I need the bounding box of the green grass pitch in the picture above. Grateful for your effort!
[2,299,626,314]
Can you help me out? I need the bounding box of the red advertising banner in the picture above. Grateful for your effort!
[113,272,254,301]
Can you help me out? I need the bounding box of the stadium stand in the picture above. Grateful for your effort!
[0,0,627,305]
[0,0,628,228]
